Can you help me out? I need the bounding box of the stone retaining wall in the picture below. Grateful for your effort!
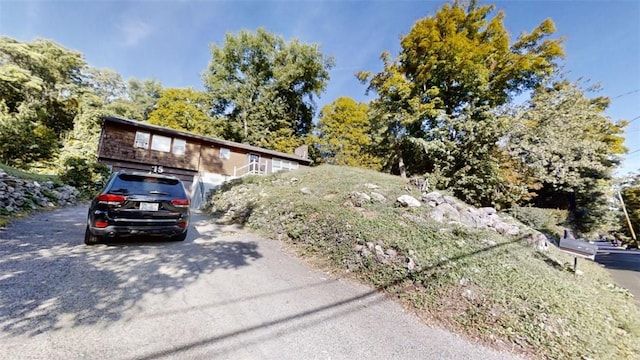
[0,169,80,214]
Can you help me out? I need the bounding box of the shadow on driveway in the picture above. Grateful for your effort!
[0,207,261,337]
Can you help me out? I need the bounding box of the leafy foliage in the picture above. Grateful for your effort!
[400,1,564,111]
[311,97,381,169]
[82,69,162,121]
[0,37,163,171]
[58,157,110,196]
[504,81,626,231]
[358,52,430,178]
[148,88,218,136]
[59,71,162,165]
[125,78,163,120]
[508,206,568,237]
[360,0,564,206]
[0,37,86,168]
[0,101,59,167]
[203,28,334,153]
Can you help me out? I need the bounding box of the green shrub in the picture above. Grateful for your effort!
[508,206,568,236]
[58,157,110,197]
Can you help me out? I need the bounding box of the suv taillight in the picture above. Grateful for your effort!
[98,194,126,205]
[171,199,190,207]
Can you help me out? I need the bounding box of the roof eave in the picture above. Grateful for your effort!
[102,115,312,165]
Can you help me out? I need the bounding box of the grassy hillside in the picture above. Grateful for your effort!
[208,165,640,359]
[0,163,61,185]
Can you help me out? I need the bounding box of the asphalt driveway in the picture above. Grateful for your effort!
[0,205,522,359]
[595,240,640,304]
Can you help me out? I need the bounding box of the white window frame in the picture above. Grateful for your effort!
[150,134,172,152]
[172,138,186,155]
[220,147,231,160]
[248,153,260,174]
[134,131,150,149]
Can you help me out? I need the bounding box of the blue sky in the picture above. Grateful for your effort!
[1,0,639,175]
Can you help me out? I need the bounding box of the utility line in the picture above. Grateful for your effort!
[613,89,640,99]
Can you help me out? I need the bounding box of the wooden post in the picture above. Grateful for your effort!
[617,191,638,247]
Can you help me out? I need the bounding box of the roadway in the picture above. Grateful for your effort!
[594,240,640,304]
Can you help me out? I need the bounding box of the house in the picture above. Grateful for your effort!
[97,116,312,208]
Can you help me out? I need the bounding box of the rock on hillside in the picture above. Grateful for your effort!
[209,175,551,254]
[349,186,550,253]
[0,169,79,214]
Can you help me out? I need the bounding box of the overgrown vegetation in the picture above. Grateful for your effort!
[507,206,568,239]
[58,157,110,197]
[0,163,62,186]
[208,165,640,360]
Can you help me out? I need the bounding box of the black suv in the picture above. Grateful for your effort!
[85,170,190,245]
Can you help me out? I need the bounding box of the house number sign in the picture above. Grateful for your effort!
[151,165,164,174]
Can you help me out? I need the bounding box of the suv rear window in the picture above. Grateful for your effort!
[108,174,187,197]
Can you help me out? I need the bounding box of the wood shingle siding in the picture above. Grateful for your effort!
[99,124,201,171]
[97,116,311,206]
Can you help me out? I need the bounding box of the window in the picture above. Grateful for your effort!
[134,131,150,149]
[220,147,230,160]
[172,138,186,155]
[248,154,260,173]
[151,135,171,152]
[272,158,299,173]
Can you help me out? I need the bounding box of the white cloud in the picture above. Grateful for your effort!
[119,18,152,47]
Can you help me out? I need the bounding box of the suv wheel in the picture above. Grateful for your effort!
[84,225,101,245]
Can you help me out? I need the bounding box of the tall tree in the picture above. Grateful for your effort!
[203,28,334,153]
[358,52,430,179]
[0,37,86,167]
[59,69,163,163]
[147,88,217,136]
[81,67,128,104]
[359,0,564,206]
[0,101,59,167]
[504,80,626,231]
[125,78,163,120]
[311,97,380,169]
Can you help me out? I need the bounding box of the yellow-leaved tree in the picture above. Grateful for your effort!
[311,97,381,169]
[147,88,219,137]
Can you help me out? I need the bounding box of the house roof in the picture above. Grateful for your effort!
[102,116,312,165]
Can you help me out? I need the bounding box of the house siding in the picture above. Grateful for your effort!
[97,116,312,207]
[100,123,200,171]
[198,145,225,175]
